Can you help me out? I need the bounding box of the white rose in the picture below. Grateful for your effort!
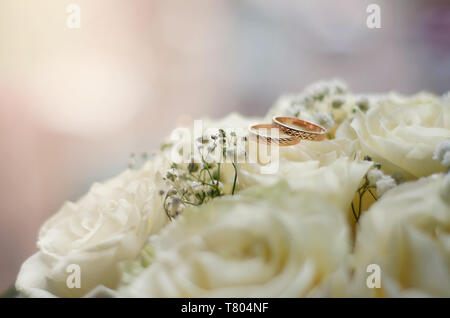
[15,160,167,297]
[163,112,372,223]
[350,173,450,297]
[233,138,372,214]
[118,182,351,297]
[336,93,450,179]
[165,112,370,210]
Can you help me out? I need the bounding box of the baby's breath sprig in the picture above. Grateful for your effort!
[162,128,245,220]
[433,140,450,171]
[352,95,371,113]
[352,156,399,222]
[285,80,347,130]
[220,129,241,195]
[351,174,378,223]
[352,156,379,222]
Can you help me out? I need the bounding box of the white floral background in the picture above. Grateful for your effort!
[1,0,450,295]
[14,81,450,297]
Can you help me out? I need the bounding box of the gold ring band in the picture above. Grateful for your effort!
[272,116,327,141]
[248,123,300,146]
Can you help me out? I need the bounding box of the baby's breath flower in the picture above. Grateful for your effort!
[287,104,303,117]
[188,161,199,173]
[391,172,404,184]
[332,96,345,109]
[162,126,241,219]
[356,96,370,112]
[332,79,348,94]
[313,112,335,130]
[166,170,176,182]
[166,197,184,217]
[433,140,450,169]
[353,165,397,221]
[367,168,384,186]
[191,181,206,195]
[304,79,348,99]
[280,80,349,121]
[375,175,397,196]
[167,188,177,196]
[366,166,397,196]
[225,147,236,159]
[213,179,223,187]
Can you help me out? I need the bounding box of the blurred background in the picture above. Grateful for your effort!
[0,0,449,291]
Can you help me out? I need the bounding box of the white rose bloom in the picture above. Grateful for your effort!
[351,174,450,297]
[15,160,167,297]
[119,182,351,297]
[238,158,371,214]
[336,93,450,179]
[232,138,372,213]
[165,113,371,222]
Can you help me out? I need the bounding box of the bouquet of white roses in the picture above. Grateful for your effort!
[15,80,450,298]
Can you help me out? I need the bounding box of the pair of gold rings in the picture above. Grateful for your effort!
[249,116,327,146]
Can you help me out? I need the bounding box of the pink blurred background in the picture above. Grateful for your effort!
[1,0,449,291]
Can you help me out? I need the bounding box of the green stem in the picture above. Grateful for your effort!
[368,188,377,201]
[357,179,369,193]
[181,200,201,207]
[162,192,173,221]
[189,171,201,182]
[358,190,363,219]
[201,157,215,183]
[351,202,358,222]
[231,162,238,195]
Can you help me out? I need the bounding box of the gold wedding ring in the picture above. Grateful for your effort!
[248,123,300,146]
[248,117,328,146]
[272,116,327,141]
